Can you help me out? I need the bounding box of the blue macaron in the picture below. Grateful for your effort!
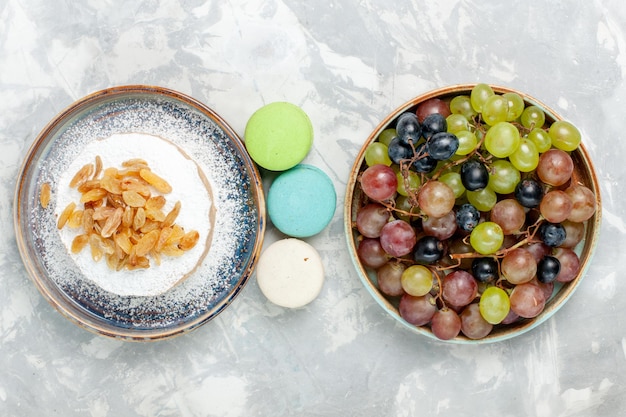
[267,164,336,238]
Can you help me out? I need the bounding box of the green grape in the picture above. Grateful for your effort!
[509,138,539,172]
[470,83,494,113]
[378,128,397,146]
[484,121,521,158]
[470,221,504,255]
[479,286,511,324]
[520,105,546,129]
[439,171,466,199]
[488,159,520,194]
[446,114,469,134]
[467,186,497,212]
[481,94,508,126]
[401,265,434,296]
[503,92,524,121]
[365,142,392,167]
[527,127,552,153]
[394,195,415,222]
[396,169,421,196]
[450,95,478,120]
[548,120,581,151]
[455,130,478,155]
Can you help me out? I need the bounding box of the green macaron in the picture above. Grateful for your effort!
[244,102,313,171]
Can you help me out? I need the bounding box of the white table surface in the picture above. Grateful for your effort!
[1,1,624,416]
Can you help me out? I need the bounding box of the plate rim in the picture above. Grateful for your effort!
[13,84,266,341]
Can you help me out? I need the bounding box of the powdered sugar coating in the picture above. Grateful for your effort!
[55,132,213,297]
[19,90,263,336]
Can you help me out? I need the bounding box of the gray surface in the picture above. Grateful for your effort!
[0,1,623,416]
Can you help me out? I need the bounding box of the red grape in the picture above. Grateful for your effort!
[540,190,573,223]
[418,180,455,218]
[525,242,551,263]
[416,98,451,123]
[357,238,388,269]
[442,270,478,307]
[501,248,537,285]
[430,308,462,340]
[380,220,416,257]
[422,209,457,240]
[489,198,525,234]
[356,203,390,238]
[553,247,580,283]
[460,303,493,339]
[376,261,406,297]
[565,185,596,222]
[509,283,545,318]
[536,149,574,186]
[360,164,397,201]
[399,294,437,326]
[560,220,585,249]
[501,309,520,325]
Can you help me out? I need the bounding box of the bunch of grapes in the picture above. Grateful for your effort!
[354,84,597,341]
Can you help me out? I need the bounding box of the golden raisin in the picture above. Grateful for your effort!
[80,188,107,203]
[122,190,147,207]
[179,230,200,251]
[145,195,166,210]
[69,163,94,188]
[114,230,133,255]
[68,209,84,229]
[82,208,94,233]
[163,201,181,227]
[71,234,89,253]
[132,207,146,230]
[57,202,76,229]
[134,229,159,257]
[93,155,103,180]
[100,176,123,194]
[101,207,123,238]
[40,182,51,209]
[139,168,172,194]
[154,226,173,252]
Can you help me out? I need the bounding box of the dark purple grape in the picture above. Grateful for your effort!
[538,222,566,247]
[421,113,447,139]
[460,159,489,191]
[537,256,561,283]
[471,257,499,283]
[413,235,444,264]
[395,112,421,145]
[426,132,459,161]
[387,137,414,165]
[515,178,544,208]
[456,203,480,232]
[412,143,437,173]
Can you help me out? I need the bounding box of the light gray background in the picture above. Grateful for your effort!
[1,1,623,416]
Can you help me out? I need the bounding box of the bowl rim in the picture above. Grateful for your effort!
[344,83,602,344]
[13,84,267,341]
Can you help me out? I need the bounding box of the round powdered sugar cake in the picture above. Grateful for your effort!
[55,132,214,297]
[256,238,324,308]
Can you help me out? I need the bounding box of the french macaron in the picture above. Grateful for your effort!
[244,102,313,171]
